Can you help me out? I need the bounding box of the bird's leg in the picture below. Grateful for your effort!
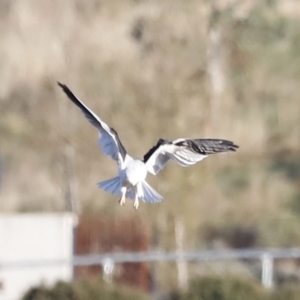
[118,186,127,206]
[118,196,125,206]
[133,184,141,210]
[133,195,139,210]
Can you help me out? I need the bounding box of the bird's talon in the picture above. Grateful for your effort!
[118,197,125,206]
[133,200,139,210]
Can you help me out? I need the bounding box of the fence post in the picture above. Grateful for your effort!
[175,219,188,290]
[103,258,115,283]
[261,253,274,289]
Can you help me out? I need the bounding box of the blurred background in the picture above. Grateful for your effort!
[1,0,300,299]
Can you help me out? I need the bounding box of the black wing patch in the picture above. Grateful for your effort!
[57,82,127,161]
[109,127,127,161]
[143,138,170,162]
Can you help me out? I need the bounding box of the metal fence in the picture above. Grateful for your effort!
[2,248,300,289]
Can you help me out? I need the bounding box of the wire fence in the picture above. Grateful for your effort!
[2,214,300,299]
[2,248,300,289]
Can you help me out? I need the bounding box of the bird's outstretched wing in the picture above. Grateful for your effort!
[144,138,239,175]
[57,82,128,165]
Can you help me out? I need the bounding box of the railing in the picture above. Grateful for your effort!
[2,248,300,289]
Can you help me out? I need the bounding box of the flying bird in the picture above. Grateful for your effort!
[57,82,239,209]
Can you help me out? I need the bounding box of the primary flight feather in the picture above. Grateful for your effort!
[57,82,239,209]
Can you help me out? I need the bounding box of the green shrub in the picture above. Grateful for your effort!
[181,276,268,300]
[21,278,149,300]
[22,276,300,300]
[178,276,300,300]
[22,285,53,300]
[270,284,300,300]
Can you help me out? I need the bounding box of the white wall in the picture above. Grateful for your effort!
[0,213,74,300]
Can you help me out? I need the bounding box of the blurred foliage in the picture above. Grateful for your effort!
[270,284,300,300]
[269,156,300,182]
[202,223,258,248]
[22,279,149,300]
[22,277,300,300]
[215,166,250,196]
[165,276,300,300]
[181,276,266,300]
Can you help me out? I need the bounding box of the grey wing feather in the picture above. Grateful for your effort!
[151,153,171,175]
[145,138,238,175]
[57,82,127,164]
[175,139,238,155]
[171,138,238,166]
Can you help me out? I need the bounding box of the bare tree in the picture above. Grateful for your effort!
[206,0,228,130]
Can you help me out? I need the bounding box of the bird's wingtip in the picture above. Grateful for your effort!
[57,82,71,94]
[57,81,64,88]
[223,140,239,152]
[232,143,239,151]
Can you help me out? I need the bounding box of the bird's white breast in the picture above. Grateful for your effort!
[124,159,147,186]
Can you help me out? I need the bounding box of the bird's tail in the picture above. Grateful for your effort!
[97,176,121,196]
[119,181,163,203]
[98,177,163,203]
[138,181,163,203]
